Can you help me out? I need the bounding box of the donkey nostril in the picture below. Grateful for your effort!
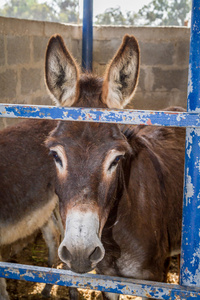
[89,246,102,262]
[60,246,72,262]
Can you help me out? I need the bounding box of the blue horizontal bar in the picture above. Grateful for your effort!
[0,262,200,299]
[0,104,200,127]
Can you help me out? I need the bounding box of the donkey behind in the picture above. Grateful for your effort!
[44,34,185,299]
[0,119,61,299]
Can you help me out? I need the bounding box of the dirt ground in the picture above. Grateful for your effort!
[5,233,179,299]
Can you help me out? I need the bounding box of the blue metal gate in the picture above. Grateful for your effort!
[0,0,200,299]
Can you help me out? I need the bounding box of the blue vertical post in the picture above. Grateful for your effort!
[82,0,93,72]
[180,0,200,288]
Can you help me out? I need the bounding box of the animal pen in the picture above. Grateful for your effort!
[0,0,200,299]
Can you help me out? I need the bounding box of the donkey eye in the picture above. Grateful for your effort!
[108,155,123,171]
[50,150,63,167]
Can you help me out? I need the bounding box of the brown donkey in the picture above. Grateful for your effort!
[45,34,185,299]
[0,119,61,299]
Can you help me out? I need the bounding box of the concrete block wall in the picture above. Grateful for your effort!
[0,17,82,128]
[93,26,190,110]
[0,16,190,129]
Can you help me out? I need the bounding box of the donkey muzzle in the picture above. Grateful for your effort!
[58,209,105,273]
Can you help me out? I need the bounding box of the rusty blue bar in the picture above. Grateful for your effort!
[180,0,200,289]
[0,262,200,299]
[0,104,200,127]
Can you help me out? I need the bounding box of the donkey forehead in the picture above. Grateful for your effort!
[53,121,123,142]
[48,121,129,157]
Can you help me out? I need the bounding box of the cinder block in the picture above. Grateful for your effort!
[21,68,41,95]
[130,91,187,110]
[94,26,190,43]
[32,95,52,106]
[0,16,44,36]
[93,62,106,76]
[93,39,121,64]
[44,22,82,40]
[7,36,30,65]
[152,67,188,92]
[70,39,82,63]
[175,40,190,66]
[0,36,5,66]
[0,69,17,98]
[137,68,145,91]
[140,42,174,66]
[33,36,48,62]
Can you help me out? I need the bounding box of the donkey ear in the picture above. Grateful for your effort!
[102,35,140,109]
[45,35,79,106]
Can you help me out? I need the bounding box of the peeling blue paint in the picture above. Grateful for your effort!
[180,0,200,291]
[0,104,200,127]
[0,262,200,299]
[187,1,200,113]
[188,64,193,97]
[181,129,200,287]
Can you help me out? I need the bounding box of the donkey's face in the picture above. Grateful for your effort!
[45,34,140,273]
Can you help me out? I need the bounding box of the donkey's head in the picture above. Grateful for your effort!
[45,34,140,273]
